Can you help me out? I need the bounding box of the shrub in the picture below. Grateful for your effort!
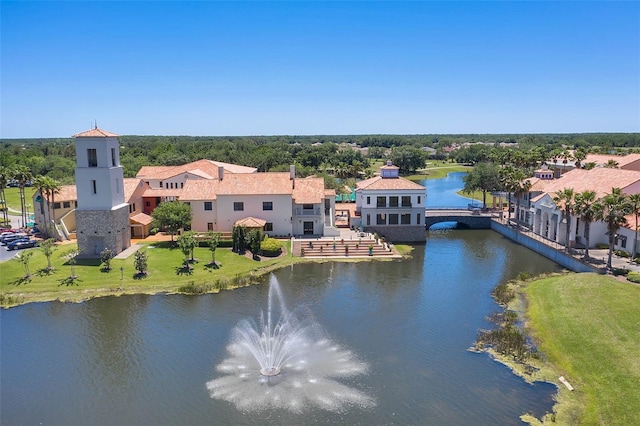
[614,250,630,258]
[260,237,283,257]
[612,268,629,276]
[627,272,640,284]
[149,228,159,235]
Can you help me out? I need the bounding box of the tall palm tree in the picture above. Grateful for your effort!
[573,190,598,260]
[513,174,532,225]
[32,175,49,232]
[553,188,575,252]
[0,166,12,226]
[595,188,631,270]
[13,165,33,228]
[628,193,640,261]
[32,175,61,237]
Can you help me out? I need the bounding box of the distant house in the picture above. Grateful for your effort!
[354,161,426,242]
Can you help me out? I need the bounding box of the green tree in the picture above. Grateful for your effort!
[594,188,631,269]
[63,248,81,279]
[39,238,57,271]
[13,165,33,227]
[134,250,148,276]
[32,175,61,237]
[177,231,197,269]
[100,247,114,271]
[206,231,221,267]
[626,193,640,261]
[0,166,11,226]
[150,201,192,242]
[15,251,34,279]
[389,146,425,174]
[247,229,263,260]
[462,162,501,209]
[553,188,575,252]
[232,225,247,254]
[573,190,598,260]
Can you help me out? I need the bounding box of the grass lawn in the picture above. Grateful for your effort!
[405,162,473,180]
[2,187,37,212]
[0,240,296,307]
[524,273,640,424]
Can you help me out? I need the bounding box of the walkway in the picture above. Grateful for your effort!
[292,228,402,259]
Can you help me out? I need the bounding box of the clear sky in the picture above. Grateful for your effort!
[1,1,639,138]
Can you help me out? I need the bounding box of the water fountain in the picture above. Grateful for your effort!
[206,276,375,413]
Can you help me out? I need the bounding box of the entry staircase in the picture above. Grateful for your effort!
[294,236,397,258]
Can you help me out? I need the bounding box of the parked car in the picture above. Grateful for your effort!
[0,233,27,245]
[0,228,17,234]
[7,238,38,250]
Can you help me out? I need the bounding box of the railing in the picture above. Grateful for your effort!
[294,208,321,216]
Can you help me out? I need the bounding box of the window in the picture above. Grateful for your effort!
[389,196,399,207]
[366,214,371,226]
[160,181,163,188]
[264,222,273,232]
[63,201,71,208]
[87,149,97,167]
[181,182,184,188]
[53,202,61,209]
[376,213,386,225]
[207,222,214,231]
[263,201,273,211]
[303,204,313,210]
[75,201,78,207]
[416,213,421,225]
[146,201,151,207]
[111,148,117,167]
[401,213,411,224]
[204,202,212,211]
[376,196,386,208]
[389,214,399,225]
[91,180,97,194]
[234,202,244,211]
[417,196,421,205]
[366,196,371,205]
[402,196,411,207]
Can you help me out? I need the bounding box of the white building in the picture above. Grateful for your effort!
[74,127,131,257]
[179,166,338,237]
[354,161,426,242]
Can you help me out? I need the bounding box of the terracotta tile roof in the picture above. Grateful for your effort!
[584,153,640,168]
[130,212,153,226]
[73,127,119,138]
[215,173,293,196]
[324,188,336,196]
[141,188,183,198]
[292,177,326,204]
[179,180,220,201]
[235,217,266,228]
[533,168,640,200]
[40,185,77,202]
[123,178,147,201]
[135,159,256,180]
[179,174,328,204]
[356,176,425,191]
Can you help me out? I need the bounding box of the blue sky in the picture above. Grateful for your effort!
[1,1,639,138]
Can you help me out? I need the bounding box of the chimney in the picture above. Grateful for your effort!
[290,164,295,188]
[218,165,224,181]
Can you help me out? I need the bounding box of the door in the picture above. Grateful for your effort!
[303,221,314,235]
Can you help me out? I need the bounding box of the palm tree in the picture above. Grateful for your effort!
[513,173,532,225]
[13,165,33,228]
[0,166,12,226]
[594,188,631,270]
[628,193,640,262]
[604,159,619,169]
[553,188,575,252]
[573,190,598,260]
[32,175,61,237]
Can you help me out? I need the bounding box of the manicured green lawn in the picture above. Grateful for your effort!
[524,273,640,425]
[0,241,294,306]
[405,162,472,180]
[2,187,37,212]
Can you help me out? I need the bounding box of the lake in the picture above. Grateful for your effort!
[0,172,562,425]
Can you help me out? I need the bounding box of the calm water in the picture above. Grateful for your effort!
[1,230,561,425]
[421,171,477,208]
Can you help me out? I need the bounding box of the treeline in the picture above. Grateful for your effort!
[1,133,639,184]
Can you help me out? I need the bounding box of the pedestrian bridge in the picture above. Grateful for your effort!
[425,209,493,229]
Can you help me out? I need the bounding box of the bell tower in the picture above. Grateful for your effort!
[74,126,130,257]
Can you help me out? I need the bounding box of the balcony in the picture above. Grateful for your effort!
[294,207,321,216]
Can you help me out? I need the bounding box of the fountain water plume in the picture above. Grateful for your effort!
[207,276,374,413]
